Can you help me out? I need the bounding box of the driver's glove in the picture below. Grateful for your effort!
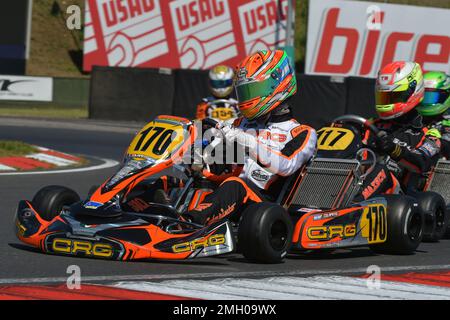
[222,126,240,144]
[376,131,397,155]
[223,127,257,150]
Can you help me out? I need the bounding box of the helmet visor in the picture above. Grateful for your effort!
[235,77,276,103]
[423,89,449,105]
[210,79,233,89]
[376,90,412,105]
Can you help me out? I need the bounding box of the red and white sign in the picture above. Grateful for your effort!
[83,0,295,71]
[306,0,450,78]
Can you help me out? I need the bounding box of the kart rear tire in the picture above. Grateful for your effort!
[238,202,293,264]
[32,185,80,221]
[417,192,448,242]
[369,195,423,255]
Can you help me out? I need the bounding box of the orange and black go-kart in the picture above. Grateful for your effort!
[298,114,449,249]
[14,115,241,262]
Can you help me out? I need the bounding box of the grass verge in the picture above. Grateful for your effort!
[0,106,88,119]
[0,141,38,157]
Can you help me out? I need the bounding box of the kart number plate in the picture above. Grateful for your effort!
[317,127,355,151]
[360,204,387,244]
[211,107,235,121]
[127,121,185,160]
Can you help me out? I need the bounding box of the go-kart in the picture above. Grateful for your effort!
[14,115,287,263]
[300,115,448,245]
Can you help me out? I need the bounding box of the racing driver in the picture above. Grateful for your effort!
[416,71,450,159]
[185,50,317,226]
[196,65,240,122]
[358,61,442,199]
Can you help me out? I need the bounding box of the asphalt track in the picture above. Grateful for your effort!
[1,118,450,285]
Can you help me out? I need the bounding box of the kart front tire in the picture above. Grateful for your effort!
[417,192,448,242]
[238,202,293,264]
[32,185,80,221]
[370,195,423,255]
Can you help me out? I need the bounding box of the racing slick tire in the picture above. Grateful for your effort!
[417,192,448,242]
[32,185,80,221]
[238,202,293,264]
[369,195,423,255]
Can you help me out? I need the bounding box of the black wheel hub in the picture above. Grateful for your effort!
[407,210,422,241]
[269,220,288,251]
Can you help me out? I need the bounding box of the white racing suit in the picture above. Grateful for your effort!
[185,111,317,225]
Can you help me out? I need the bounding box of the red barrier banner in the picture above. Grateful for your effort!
[83,0,295,72]
[306,0,450,78]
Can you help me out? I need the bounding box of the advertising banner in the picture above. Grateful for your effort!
[83,0,295,71]
[306,0,450,78]
[0,75,53,102]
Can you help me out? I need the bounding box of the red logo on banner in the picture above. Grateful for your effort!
[169,0,237,69]
[306,1,450,77]
[84,0,295,72]
[238,0,289,54]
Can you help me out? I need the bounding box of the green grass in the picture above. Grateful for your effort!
[0,141,38,157]
[0,106,88,119]
[28,0,85,77]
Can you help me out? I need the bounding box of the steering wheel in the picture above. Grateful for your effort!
[331,114,380,179]
[332,114,379,136]
[207,99,237,107]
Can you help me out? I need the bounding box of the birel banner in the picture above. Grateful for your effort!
[306,0,450,78]
[0,76,53,102]
[83,0,295,71]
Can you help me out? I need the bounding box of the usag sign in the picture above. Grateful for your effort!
[0,76,53,102]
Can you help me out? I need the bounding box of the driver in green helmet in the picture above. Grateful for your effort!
[417,71,450,159]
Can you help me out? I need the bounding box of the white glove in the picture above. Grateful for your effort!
[223,126,240,144]
[236,132,258,150]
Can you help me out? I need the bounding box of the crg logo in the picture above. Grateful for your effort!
[307,1,450,77]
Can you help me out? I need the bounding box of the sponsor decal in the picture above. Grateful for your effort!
[259,130,288,142]
[51,238,114,258]
[15,220,27,237]
[84,201,104,209]
[205,202,236,224]
[172,233,226,253]
[0,76,53,102]
[237,0,292,54]
[312,212,339,221]
[169,0,236,69]
[127,197,150,212]
[306,0,450,77]
[251,169,270,182]
[362,169,387,200]
[88,0,168,68]
[307,224,356,241]
[195,202,213,211]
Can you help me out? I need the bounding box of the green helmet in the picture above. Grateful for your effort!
[417,71,450,117]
